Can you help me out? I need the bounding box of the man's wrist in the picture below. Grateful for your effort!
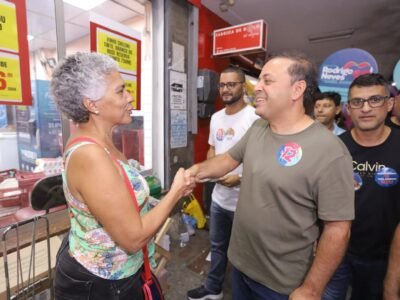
[300,281,322,297]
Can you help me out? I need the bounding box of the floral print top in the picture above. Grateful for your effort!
[63,141,156,280]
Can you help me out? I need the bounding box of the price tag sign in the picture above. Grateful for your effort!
[0,53,22,102]
[0,1,19,53]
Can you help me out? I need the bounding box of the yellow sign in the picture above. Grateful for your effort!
[0,54,22,102]
[0,1,19,52]
[97,29,137,74]
[125,78,138,109]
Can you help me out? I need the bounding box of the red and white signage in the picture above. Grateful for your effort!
[213,20,267,56]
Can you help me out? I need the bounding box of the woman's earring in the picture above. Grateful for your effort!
[94,110,99,115]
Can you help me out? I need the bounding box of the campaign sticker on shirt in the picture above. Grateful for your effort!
[374,167,399,187]
[277,142,303,167]
[216,128,224,141]
[225,128,235,141]
[353,172,363,191]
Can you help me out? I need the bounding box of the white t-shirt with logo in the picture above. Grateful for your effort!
[208,104,259,211]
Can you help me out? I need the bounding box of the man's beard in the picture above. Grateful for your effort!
[223,92,243,106]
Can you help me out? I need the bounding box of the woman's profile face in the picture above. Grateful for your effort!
[96,70,133,125]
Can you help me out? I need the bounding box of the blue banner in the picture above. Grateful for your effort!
[318,48,378,102]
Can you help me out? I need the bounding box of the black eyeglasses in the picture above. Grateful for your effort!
[218,82,244,89]
[347,95,390,109]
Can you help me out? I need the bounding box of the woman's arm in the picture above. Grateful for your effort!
[67,144,193,253]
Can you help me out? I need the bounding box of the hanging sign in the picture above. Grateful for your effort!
[213,20,267,56]
[318,48,378,102]
[90,13,141,110]
[0,0,31,105]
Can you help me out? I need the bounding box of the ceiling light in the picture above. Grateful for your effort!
[63,0,107,11]
[27,35,34,41]
[308,29,355,43]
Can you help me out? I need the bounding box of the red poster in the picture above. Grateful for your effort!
[0,0,31,105]
[213,20,267,56]
[90,15,141,110]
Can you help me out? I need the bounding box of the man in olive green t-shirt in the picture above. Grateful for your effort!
[185,53,354,300]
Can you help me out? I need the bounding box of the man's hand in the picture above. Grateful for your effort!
[217,174,241,187]
[184,168,198,185]
[289,285,320,300]
[384,288,400,300]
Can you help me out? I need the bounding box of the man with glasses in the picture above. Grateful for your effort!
[187,67,258,300]
[325,73,400,299]
[186,53,354,299]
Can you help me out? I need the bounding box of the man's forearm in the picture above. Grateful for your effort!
[189,153,239,181]
[384,224,400,300]
[300,221,351,297]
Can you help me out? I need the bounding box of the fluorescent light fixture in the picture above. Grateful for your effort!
[27,35,34,41]
[63,0,107,11]
[392,82,397,86]
[308,29,355,43]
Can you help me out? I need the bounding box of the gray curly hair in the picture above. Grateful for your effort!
[50,52,118,123]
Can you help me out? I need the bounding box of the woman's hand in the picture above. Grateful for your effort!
[170,168,196,199]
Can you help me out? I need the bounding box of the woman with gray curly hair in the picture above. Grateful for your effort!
[51,52,194,299]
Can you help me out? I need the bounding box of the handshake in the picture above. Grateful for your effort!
[171,161,241,198]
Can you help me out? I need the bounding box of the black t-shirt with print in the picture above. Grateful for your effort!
[340,129,400,258]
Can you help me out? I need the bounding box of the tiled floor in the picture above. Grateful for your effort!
[163,225,232,300]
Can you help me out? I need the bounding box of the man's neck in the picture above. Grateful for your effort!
[351,125,391,147]
[325,121,335,132]
[270,113,314,135]
[391,115,400,126]
[225,99,247,115]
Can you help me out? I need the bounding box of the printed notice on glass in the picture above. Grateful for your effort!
[170,71,187,110]
[170,110,187,149]
[97,28,138,75]
[172,42,184,72]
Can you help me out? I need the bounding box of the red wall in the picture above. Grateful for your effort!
[193,6,230,205]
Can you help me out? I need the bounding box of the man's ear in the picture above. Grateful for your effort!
[292,80,307,101]
[387,97,394,113]
[344,103,350,115]
[335,105,342,116]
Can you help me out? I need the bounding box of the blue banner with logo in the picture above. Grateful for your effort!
[318,48,378,102]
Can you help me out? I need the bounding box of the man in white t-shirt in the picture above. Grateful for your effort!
[187,67,258,300]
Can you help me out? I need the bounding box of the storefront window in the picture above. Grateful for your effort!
[0,0,153,172]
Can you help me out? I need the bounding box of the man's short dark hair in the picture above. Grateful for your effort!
[314,91,341,106]
[348,73,390,97]
[221,67,246,83]
[270,52,318,115]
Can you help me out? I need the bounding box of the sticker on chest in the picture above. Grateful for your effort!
[353,172,363,191]
[374,167,399,187]
[276,142,303,167]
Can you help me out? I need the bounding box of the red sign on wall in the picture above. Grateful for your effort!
[0,0,32,106]
[213,20,267,56]
[90,14,141,110]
